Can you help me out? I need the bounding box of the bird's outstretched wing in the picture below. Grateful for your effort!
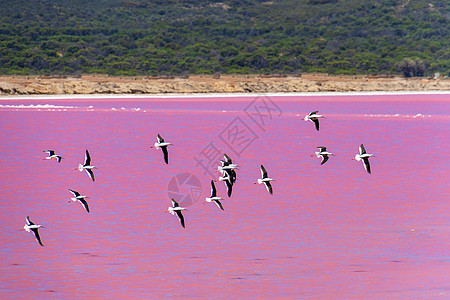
[157,134,165,143]
[161,146,169,164]
[359,144,367,155]
[68,189,80,197]
[214,199,224,211]
[32,228,44,246]
[176,211,185,228]
[312,118,320,131]
[225,179,233,197]
[224,153,232,164]
[86,169,95,182]
[260,165,268,178]
[26,216,33,226]
[79,198,90,213]
[210,180,217,198]
[265,181,273,195]
[84,150,91,166]
[362,157,371,174]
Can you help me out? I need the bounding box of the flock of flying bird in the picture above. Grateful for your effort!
[23,110,374,245]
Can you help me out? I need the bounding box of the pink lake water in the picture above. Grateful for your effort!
[0,93,449,299]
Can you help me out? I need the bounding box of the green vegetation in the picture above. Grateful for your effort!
[0,0,448,76]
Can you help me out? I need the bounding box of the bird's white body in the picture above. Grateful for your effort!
[168,206,186,215]
[78,164,95,171]
[43,150,62,163]
[355,153,373,161]
[218,164,238,172]
[45,155,59,160]
[257,178,273,184]
[304,113,323,121]
[70,195,86,201]
[24,224,42,232]
[315,151,333,157]
[206,196,223,203]
[154,142,172,149]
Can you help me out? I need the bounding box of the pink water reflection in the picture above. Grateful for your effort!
[0,94,449,299]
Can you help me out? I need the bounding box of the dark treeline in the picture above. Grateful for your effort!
[0,0,448,76]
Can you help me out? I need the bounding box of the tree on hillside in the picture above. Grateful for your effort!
[398,58,425,77]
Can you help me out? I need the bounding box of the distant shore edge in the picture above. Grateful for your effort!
[1,74,449,96]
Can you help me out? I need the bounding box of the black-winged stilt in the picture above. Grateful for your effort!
[315,146,334,165]
[78,149,96,182]
[355,144,373,174]
[257,165,274,195]
[168,198,186,228]
[152,134,172,164]
[206,180,224,210]
[43,150,62,163]
[68,189,90,213]
[304,111,324,131]
[24,216,44,246]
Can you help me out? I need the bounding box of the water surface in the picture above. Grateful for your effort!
[0,93,449,299]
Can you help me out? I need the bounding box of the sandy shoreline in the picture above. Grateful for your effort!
[1,74,449,96]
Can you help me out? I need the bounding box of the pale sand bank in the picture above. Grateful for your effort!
[0,74,449,97]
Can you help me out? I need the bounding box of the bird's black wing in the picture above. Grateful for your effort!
[79,198,90,213]
[86,169,95,182]
[161,146,169,164]
[225,179,233,197]
[32,228,44,246]
[214,199,224,211]
[84,149,91,166]
[68,189,80,197]
[224,153,232,164]
[231,169,237,184]
[320,154,329,165]
[362,157,371,174]
[265,181,273,195]
[171,198,179,208]
[210,180,217,197]
[176,210,185,228]
[359,144,367,155]
[260,165,268,178]
[157,134,165,143]
[312,118,320,131]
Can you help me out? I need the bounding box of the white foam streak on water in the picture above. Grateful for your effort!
[0,104,75,109]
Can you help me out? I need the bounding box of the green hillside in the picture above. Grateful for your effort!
[0,0,448,76]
